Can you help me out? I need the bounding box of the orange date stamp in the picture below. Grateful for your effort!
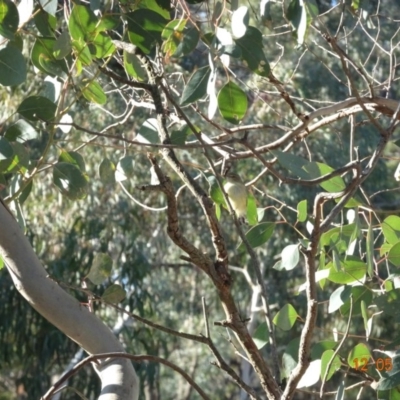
[353,357,393,372]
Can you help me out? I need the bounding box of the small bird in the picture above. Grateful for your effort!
[223,172,247,219]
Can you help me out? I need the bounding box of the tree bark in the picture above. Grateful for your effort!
[0,204,139,400]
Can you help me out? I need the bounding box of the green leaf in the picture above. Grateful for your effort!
[340,286,373,317]
[72,39,93,66]
[217,82,248,125]
[53,31,72,60]
[348,343,371,369]
[327,256,366,284]
[388,242,400,267]
[139,0,171,19]
[282,337,300,378]
[96,13,120,32]
[271,150,309,177]
[81,80,106,104]
[328,285,352,313]
[115,156,135,182]
[92,32,115,58]
[326,256,367,284]
[272,151,345,192]
[252,322,270,350]
[235,26,270,76]
[287,0,318,45]
[0,46,26,86]
[247,193,258,226]
[31,37,67,76]
[273,303,298,330]
[240,222,275,249]
[101,284,126,303]
[286,0,308,45]
[58,151,85,172]
[366,223,374,278]
[0,0,19,39]
[383,216,400,245]
[99,158,116,185]
[137,118,159,144]
[280,244,300,270]
[0,137,14,172]
[9,142,29,172]
[18,96,57,121]
[124,51,147,81]
[18,179,32,205]
[170,125,191,145]
[377,355,400,391]
[303,162,346,192]
[320,223,357,248]
[297,199,307,222]
[127,10,168,54]
[181,66,211,106]
[332,248,341,272]
[361,300,369,337]
[53,162,89,200]
[210,181,225,205]
[320,350,341,381]
[87,252,113,285]
[68,5,98,41]
[162,20,199,58]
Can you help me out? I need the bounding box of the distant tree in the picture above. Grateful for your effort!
[1,0,400,399]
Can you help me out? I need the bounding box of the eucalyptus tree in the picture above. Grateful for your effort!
[1,0,400,399]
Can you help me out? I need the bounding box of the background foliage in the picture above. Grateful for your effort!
[1,0,400,399]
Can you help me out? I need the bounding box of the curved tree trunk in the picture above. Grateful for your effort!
[0,204,139,400]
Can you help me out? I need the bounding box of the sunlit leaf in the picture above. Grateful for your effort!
[297,199,307,222]
[81,80,106,104]
[68,4,98,41]
[383,216,400,245]
[58,151,85,172]
[327,257,366,284]
[347,343,371,369]
[218,81,248,124]
[320,350,341,381]
[0,0,19,39]
[127,10,168,54]
[273,303,298,330]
